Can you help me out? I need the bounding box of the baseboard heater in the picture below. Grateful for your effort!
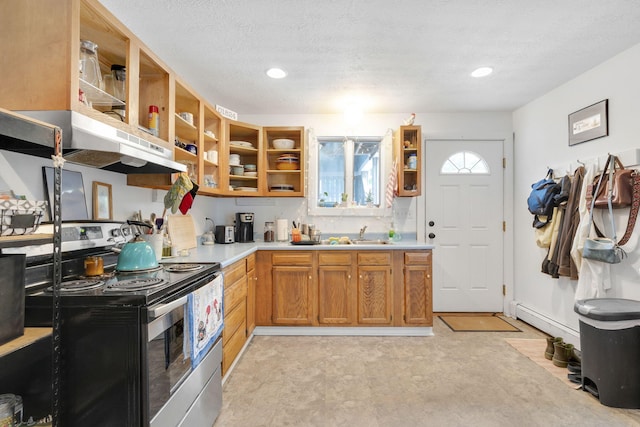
[513,303,580,348]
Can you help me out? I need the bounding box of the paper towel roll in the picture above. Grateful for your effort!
[276,219,289,242]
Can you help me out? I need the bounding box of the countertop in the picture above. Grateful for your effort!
[162,240,434,268]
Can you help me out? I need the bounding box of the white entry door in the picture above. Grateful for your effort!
[425,140,504,312]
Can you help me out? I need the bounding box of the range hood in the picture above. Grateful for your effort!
[1,109,186,174]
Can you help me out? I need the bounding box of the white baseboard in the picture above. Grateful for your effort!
[514,303,580,348]
[253,326,434,337]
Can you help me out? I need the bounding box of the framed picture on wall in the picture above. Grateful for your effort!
[92,181,113,220]
[568,99,608,146]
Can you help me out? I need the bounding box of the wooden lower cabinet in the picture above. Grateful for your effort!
[357,252,393,325]
[318,252,355,325]
[246,254,256,335]
[398,251,433,325]
[222,256,250,376]
[272,265,314,325]
[254,249,432,328]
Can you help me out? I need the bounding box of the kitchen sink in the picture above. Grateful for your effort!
[351,239,391,245]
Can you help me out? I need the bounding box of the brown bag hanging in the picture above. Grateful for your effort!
[586,155,633,208]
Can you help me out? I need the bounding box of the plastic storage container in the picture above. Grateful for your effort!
[574,298,640,408]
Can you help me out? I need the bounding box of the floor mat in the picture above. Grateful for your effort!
[505,338,579,389]
[439,315,521,332]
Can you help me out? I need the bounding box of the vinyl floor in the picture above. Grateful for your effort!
[214,317,640,427]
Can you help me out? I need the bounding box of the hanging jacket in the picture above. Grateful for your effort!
[557,166,584,279]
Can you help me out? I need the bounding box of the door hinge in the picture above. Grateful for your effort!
[502,284,506,296]
[503,221,506,232]
[502,157,506,169]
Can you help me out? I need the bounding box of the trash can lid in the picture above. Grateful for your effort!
[575,298,640,321]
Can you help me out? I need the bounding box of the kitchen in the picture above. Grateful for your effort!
[2,0,640,426]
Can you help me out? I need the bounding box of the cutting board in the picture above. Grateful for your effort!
[167,214,198,250]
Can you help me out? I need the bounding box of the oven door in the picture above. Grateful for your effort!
[146,272,224,427]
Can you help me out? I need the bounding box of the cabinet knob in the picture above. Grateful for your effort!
[309,276,312,280]
[428,221,435,227]
[348,275,351,279]
[428,233,436,239]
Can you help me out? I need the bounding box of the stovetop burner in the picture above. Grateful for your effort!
[164,264,203,273]
[116,265,163,275]
[49,279,106,293]
[104,277,166,293]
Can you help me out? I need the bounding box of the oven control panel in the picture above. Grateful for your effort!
[62,225,104,242]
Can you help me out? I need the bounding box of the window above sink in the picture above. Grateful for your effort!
[307,128,393,217]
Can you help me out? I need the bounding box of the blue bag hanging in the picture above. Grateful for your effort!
[527,169,560,228]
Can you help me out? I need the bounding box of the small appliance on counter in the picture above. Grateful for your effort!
[235,213,254,243]
[215,225,235,244]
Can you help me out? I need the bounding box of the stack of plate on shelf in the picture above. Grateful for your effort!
[275,154,299,170]
[230,140,253,148]
[235,187,258,192]
[270,184,295,192]
[229,154,241,166]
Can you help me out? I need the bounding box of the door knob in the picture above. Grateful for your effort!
[428,221,435,227]
[428,233,436,239]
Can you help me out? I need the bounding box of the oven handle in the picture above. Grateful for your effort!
[149,295,189,319]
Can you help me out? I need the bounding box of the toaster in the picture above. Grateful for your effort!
[215,225,235,244]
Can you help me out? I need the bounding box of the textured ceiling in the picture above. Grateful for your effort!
[98,0,640,115]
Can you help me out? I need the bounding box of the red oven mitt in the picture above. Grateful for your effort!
[179,181,199,214]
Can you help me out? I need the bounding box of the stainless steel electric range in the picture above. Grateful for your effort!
[7,221,224,427]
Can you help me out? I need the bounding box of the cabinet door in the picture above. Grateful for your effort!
[246,265,256,335]
[404,265,432,325]
[318,265,353,324]
[272,266,314,325]
[357,265,392,324]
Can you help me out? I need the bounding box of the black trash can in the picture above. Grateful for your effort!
[575,298,640,408]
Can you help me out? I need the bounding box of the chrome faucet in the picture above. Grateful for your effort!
[359,225,367,240]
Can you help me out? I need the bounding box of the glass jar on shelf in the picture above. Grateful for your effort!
[79,39,102,89]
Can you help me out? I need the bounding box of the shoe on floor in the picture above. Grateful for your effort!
[568,373,582,384]
[567,361,581,374]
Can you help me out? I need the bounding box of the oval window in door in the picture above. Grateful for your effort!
[440,151,490,175]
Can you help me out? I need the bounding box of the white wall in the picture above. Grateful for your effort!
[512,42,640,337]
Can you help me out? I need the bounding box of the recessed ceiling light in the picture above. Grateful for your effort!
[266,68,287,79]
[471,67,493,78]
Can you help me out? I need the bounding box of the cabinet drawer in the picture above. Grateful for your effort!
[223,259,246,287]
[223,300,246,344]
[319,252,353,265]
[246,253,256,271]
[222,319,247,374]
[357,252,391,265]
[272,252,313,265]
[224,276,247,312]
[404,251,431,265]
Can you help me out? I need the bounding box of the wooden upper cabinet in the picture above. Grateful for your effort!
[223,120,262,195]
[395,125,422,196]
[263,126,305,197]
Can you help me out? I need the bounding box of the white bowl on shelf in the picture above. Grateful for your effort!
[272,138,295,149]
[244,171,257,177]
[229,154,240,166]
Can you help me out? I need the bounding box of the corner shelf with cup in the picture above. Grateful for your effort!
[394,125,422,197]
[223,120,262,195]
[263,126,305,197]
